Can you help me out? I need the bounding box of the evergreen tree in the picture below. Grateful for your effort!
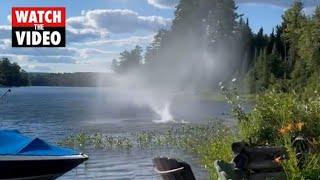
[282,1,305,71]
[114,46,143,74]
[206,0,238,47]
[237,17,254,74]
[0,58,30,86]
[111,59,119,73]
[144,29,170,68]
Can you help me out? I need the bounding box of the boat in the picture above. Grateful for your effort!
[0,130,88,180]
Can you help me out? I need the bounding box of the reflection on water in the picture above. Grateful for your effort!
[0,87,232,179]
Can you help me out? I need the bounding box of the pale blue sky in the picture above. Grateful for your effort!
[0,0,319,72]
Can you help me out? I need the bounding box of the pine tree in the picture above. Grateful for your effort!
[144,29,168,66]
[281,1,305,72]
[111,59,119,73]
[116,46,143,74]
[206,0,238,46]
[171,0,200,33]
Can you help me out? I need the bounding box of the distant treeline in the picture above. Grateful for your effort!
[29,72,111,87]
[0,58,29,87]
[0,57,112,87]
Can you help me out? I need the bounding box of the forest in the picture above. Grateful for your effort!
[112,1,320,95]
[0,58,29,87]
[29,72,111,87]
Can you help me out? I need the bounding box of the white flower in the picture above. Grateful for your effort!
[232,78,237,82]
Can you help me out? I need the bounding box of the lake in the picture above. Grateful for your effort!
[0,87,232,180]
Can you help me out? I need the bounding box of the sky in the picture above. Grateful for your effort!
[0,0,319,73]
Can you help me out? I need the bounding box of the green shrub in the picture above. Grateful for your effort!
[220,80,320,179]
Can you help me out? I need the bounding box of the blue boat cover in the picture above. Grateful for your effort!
[0,130,78,156]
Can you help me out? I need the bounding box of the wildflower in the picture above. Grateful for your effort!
[285,123,293,132]
[232,78,237,82]
[273,156,282,164]
[278,127,287,135]
[296,122,304,131]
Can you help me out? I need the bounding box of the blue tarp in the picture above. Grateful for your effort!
[0,130,78,156]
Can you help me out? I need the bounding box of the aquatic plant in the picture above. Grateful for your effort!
[59,132,133,151]
[60,121,236,179]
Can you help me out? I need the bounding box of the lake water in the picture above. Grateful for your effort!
[0,87,232,180]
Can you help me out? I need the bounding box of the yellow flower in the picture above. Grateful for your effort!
[296,122,304,131]
[278,127,287,135]
[285,123,293,132]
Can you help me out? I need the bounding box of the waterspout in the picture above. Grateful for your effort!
[152,102,175,123]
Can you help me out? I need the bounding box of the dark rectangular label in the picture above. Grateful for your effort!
[12,27,65,47]
[12,7,66,47]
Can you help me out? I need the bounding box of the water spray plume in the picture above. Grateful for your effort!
[152,102,174,123]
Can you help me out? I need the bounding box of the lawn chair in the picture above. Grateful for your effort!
[153,157,196,180]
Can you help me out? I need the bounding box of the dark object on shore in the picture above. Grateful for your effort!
[231,142,286,171]
[153,157,196,180]
[215,160,286,180]
[0,130,88,179]
[214,142,287,180]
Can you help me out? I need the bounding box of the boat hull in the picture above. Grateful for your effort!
[0,155,88,180]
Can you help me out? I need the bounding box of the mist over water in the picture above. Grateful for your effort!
[99,73,177,123]
[99,41,225,123]
[99,44,235,123]
[98,0,245,124]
